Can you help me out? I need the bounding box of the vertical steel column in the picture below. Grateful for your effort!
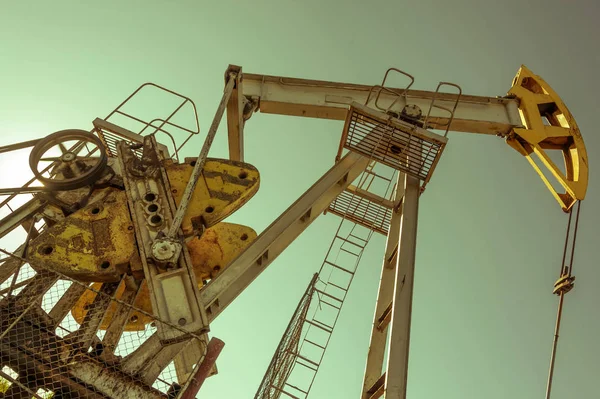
[361,173,405,397]
[384,173,420,399]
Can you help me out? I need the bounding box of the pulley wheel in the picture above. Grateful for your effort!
[29,129,108,191]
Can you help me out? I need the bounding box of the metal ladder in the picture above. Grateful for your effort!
[269,162,396,399]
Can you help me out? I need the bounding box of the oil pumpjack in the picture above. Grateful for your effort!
[0,65,587,399]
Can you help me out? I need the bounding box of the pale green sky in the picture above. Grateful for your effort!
[1,0,599,398]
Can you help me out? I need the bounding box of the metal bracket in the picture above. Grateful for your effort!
[116,137,208,341]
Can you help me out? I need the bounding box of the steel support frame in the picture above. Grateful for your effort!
[361,172,405,397]
[200,150,370,321]
[385,173,420,398]
[226,66,522,161]
[131,150,370,377]
[361,172,420,399]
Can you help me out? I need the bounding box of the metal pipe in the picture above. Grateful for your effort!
[545,200,582,398]
[567,201,582,276]
[167,74,236,238]
[0,138,41,154]
[545,293,565,399]
[178,337,225,399]
[0,187,50,195]
[559,208,573,274]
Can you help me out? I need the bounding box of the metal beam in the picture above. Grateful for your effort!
[240,72,521,135]
[200,151,370,320]
[102,278,141,355]
[69,281,119,351]
[48,282,89,327]
[361,173,404,397]
[0,138,40,154]
[345,184,395,210]
[68,360,164,399]
[121,334,165,375]
[384,173,420,399]
[226,65,245,161]
[0,244,26,284]
[0,197,45,240]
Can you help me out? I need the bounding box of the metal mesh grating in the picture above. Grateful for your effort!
[328,190,391,235]
[0,248,209,399]
[96,130,143,159]
[342,103,447,183]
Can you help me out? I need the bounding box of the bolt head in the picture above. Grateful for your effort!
[61,152,76,162]
[152,239,177,261]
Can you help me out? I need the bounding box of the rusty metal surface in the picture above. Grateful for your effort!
[26,188,136,282]
[116,136,209,341]
[165,158,260,235]
[177,337,225,399]
[186,222,257,280]
[1,304,155,399]
[28,129,108,191]
[0,247,211,398]
[0,81,239,399]
[68,360,167,399]
[71,222,257,331]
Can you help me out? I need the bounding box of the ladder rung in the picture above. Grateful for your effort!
[304,318,333,334]
[340,246,361,257]
[289,351,320,368]
[284,382,309,396]
[327,281,348,293]
[315,288,343,303]
[304,339,326,350]
[350,233,369,243]
[318,299,341,311]
[295,360,318,373]
[270,384,302,399]
[364,169,392,182]
[312,318,334,331]
[323,260,354,275]
[335,235,365,250]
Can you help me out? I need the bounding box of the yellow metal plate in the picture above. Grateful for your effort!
[165,158,260,235]
[27,189,135,282]
[70,222,257,331]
